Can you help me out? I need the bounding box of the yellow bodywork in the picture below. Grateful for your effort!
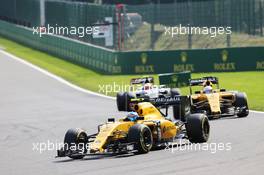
[90,102,178,153]
[191,90,235,114]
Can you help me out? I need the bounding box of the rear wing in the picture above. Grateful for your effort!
[189,77,219,86]
[130,96,189,108]
[130,77,154,85]
[130,96,190,117]
[189,76,219,94]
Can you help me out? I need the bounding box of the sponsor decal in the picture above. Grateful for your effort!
[174,52,194,72]
[171,75,178,83]
[166,75,187,87]
[131,77,154,84]
[221,50,228,62]
[135,65,155,73]
[141,53,148,64]
[181,52,187,63]
[112,66,121,73]
[153,97,181,103]
[109,65,121,73]
[256,61,264,70]
[214,50,236,71]
[190,77,218,85]
[108,56,121,73]
[135,53,155,73]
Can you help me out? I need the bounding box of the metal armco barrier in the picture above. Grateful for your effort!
[0,20,263,75]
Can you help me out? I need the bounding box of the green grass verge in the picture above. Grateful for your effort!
[0,36,263,111]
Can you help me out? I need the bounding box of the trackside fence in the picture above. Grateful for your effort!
[1,20,264,74]
[0,20,118,74]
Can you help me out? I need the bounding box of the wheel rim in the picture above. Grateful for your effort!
[203,119,210,139]
[141,128,152,149]
[77,132,87,143]
[74,132,88,154]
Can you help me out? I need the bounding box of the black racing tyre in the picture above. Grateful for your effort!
[186,113,210,143]
[64,128,88,159]
[116,92,135,111]
[171,88,181,97]
[234,92,249,117]
[127,124,153,154]
[116,92,126,111]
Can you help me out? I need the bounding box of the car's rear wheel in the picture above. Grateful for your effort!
[64,128,88,159]
[186,113,210,143]
[127,124,153,154]
[116,92,125,111]
[234,92,249,117]
[116,92,135,111]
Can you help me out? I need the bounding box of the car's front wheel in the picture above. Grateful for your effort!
[64,128,88,159]
[186,113,210,143]
[127,124,153,154]
[234,92,249,117]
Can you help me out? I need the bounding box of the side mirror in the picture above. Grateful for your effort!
[195,91,201,94]
[108,118,115,122]
[220,89,226,92]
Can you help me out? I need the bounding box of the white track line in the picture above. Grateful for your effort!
[0,50,263,114]
[249,110,264,114]
[0,50,115,100]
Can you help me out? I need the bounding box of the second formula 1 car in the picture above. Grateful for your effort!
[173,76,249,121]
[56,97,209,159]
[116,76,180,113]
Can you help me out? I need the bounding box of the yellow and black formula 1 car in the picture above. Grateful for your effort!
[173,76,249,121]
[56,97,209,159]
[116,76,180,112]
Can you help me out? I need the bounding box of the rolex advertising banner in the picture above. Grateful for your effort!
[159,72,191,88]
[115,47,264,74]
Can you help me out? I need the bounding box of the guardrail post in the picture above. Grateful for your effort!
[227,34,231,48]
[40,0,45,26]
[260,1,263,36]
[187,0,192,49]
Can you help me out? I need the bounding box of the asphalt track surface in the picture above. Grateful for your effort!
[0,51,264,175]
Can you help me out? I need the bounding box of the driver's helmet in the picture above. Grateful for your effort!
[126,112,139,122]
[203,80,213,93]
[143,83,153,91]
